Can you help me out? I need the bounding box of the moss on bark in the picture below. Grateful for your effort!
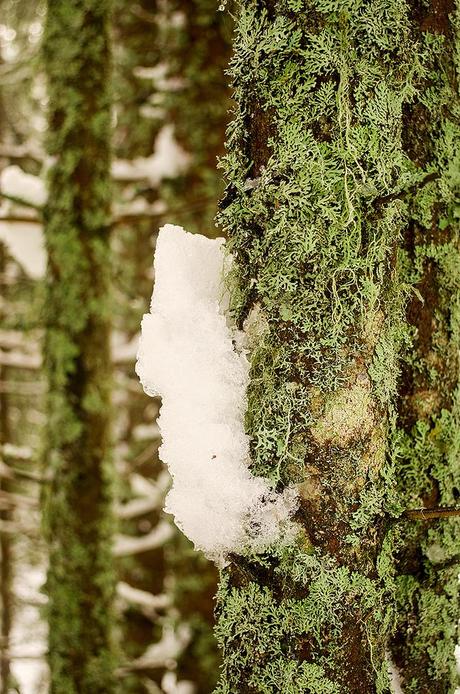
[391,2,460,692]
[42,2,116,692]
[212,1,455,691]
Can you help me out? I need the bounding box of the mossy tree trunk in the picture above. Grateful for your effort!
[0,55,13,694]
[391,2,460,692]
[42,2,116,692]
[0,243,12,694]
[213,1,456,692]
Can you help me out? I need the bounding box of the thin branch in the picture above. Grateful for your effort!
[0,143,44,163]
[373,172,440,210]
[0,192,42,212]
[404,507,460,520]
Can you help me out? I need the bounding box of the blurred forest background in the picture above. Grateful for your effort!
[0,1,233,691]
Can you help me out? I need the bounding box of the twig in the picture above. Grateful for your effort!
[0,192,42,211]
[404,507,460,520]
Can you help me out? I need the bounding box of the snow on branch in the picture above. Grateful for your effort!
[117,581,170,618]
[136,224,297,561]
[114,520,173,557]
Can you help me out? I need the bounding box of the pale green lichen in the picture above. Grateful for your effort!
[389,3,460,689]
[309,378,374,447]
[214,0,427,691]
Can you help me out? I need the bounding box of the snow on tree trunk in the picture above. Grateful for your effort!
[42,1,116,692]
[137,224,297,561]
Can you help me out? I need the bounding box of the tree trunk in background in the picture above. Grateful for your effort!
[112,2,231,691]
[391,2,460,692]
[0,243,12,694]
[112,5,170,689]
[214,2,439,692]
[42,2,116,692]
[0,52,12,694]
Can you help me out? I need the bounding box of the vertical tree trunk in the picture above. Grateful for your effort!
[391,2,460,692]
[0,243,12,694]
[42,2,116,692]
[214,2,430,692]
[0,52,12,692]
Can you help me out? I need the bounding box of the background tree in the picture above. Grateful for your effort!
[0,3,47,691]
[42,1,116,692]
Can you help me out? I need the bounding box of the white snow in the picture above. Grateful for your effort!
[387,654,403,693]
[0,165,46,207]
[136,224,297,560]
[10,564,48,693]
[112,125,189,186]
[117,581,170,616]
[114,520,174,557]
[129,624,191,671]
[0,221,46,278]
[161,672,194,694]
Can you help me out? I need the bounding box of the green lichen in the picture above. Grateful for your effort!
[214,0,430,690]
[42,2,116,692]
[309,378,374,447]
[389,2,460,691]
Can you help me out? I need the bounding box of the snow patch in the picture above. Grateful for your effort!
[387,654,404,693]
[112,125,189,186]
[136,224,297,561]
[0,165,46,207]
[0,221,46,278]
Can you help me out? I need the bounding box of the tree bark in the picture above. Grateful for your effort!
[42,2,116,692]
[391,2,460,692]
[0,243,12,694]
[0,48,12,694]
[214,2,432,692]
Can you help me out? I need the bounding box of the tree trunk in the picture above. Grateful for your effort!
[0,243,12,694]
[42,2,116,692]
[214,2,434,692]
[391,2,460,692]
[0,49,12,693]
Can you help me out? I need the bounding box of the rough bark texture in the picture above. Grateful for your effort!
[0,243,12,694]
[213,1,449,692]
[42,2,116,692]
[391,2,460,692]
